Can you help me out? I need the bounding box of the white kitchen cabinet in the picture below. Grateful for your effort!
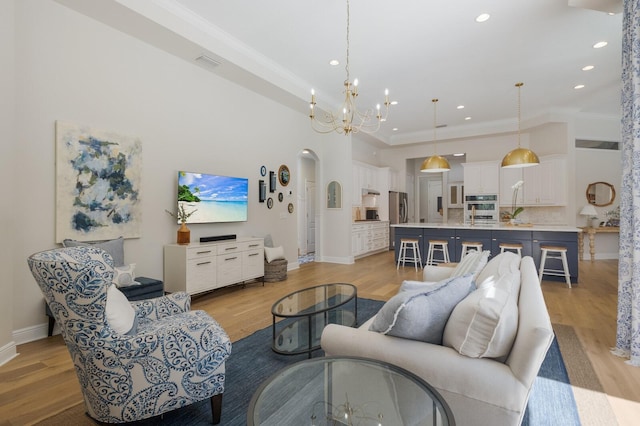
[500,168,524,207]
[352,221,389,258]
[463,161,500,195]
[351,224,367,256]
[522,155,567,206]
[164,237,264,295]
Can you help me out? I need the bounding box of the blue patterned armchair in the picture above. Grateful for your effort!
[27,246,231,424]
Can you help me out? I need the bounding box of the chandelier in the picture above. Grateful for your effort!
[420,98,450,172]
[501,82,540,168]
[309,0,391,135]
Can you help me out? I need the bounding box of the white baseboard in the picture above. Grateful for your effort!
[320,255,354,264]
[13,322,51,346]
[0,340,18,367]
[595,253,619,260]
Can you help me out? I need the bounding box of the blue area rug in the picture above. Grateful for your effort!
[127,298,579,425]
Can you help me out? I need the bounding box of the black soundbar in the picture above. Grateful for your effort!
[200,234,236,243]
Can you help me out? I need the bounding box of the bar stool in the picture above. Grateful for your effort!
[397,238,423,270]
[426,240,450,266]
[538,245,572,288]
[500,243,523,256]
[460,241,483,261]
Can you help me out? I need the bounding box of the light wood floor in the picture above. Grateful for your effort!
[1,252,639,425]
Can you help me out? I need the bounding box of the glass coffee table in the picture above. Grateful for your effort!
[271,283,357,358]
[248,356,454,425]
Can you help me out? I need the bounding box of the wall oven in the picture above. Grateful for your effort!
[464,194,499,225]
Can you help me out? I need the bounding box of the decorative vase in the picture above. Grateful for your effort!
[177,222,190,245]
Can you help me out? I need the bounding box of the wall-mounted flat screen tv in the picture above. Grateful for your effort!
[177,171,248,223]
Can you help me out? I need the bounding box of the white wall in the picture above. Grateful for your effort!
[0,0,17,365]
[6,0,351,346]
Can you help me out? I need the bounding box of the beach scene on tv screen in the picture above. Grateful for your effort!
[178,171,248,223]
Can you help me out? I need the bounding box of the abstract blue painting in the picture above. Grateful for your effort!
[55,121,142,242]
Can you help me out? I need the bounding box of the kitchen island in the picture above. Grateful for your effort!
[392,223,581,284]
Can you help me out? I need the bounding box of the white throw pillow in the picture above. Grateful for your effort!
[264,246,285,263]
[113,263,136,287]
[369,274,475,344]
[443,271,520,358]
[105,284,137,335]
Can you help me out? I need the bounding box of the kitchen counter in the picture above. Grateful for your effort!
[392,222,580,284]
[392,222,581,233]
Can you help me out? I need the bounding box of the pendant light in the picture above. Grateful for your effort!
[421,99,450,173]
[501,82,539,168]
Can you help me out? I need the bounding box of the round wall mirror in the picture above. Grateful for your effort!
[327,181,342,209]
[586,182,615,207]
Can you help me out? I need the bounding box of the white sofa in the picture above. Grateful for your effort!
[321,254,554,426]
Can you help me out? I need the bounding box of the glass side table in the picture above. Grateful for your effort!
[271,283,357,358]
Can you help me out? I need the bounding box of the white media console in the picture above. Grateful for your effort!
[164,237,264,295]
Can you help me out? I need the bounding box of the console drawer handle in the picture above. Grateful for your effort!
[249,253,259,257]
[225,247,238,251]
[249,244,260,248]
[225,256,238,261]
[196,250,212,255]
[197,261,212,266]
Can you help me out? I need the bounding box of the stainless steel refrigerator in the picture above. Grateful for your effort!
[389,191,408,248]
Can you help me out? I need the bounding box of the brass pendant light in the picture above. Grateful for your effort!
[501,83,539,168]
[421,99,450,173]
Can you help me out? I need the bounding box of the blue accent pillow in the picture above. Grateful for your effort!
[369,274,475,344]
[63,237,125,267]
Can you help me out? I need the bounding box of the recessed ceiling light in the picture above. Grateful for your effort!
[475,13,490,23]
[465,117,471,121]
[582,65,595,71]
[593,41,608,49]
[574,84,585,90]
[457,105,464,109]
[329,59,339,66]
[390,101,398,105]
[453,153,465,157]
[392,128,398,131]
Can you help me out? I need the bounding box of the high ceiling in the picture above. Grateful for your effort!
[58,0,623,146]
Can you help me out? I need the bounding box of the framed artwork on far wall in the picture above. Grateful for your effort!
[259,180,266,202]
[55,121,142,242]
[269,171,276,193]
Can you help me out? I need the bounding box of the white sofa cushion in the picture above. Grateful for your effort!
[105,284,137,335]
[369,274,475,344]
[451,250,491,279]
[443,271,520,358]
[475,251,520,288]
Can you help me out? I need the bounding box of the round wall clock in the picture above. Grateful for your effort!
[278,192,284,202]
[278,164,290,186]
[267,197,273,209]
[260,165,267,176]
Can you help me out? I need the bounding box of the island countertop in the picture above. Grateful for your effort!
[391,223,581,233]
